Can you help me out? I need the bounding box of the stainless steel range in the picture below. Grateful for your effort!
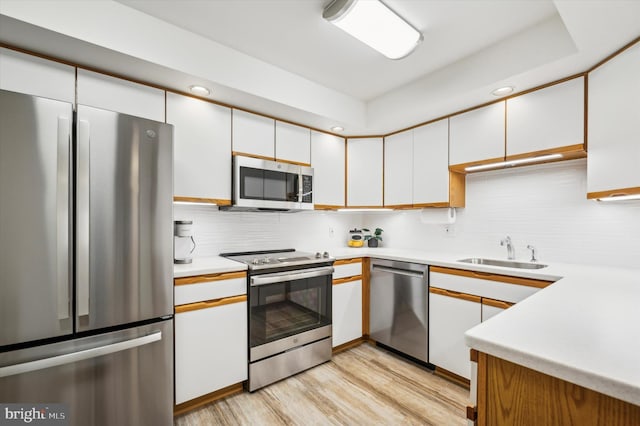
[221,249,334,391]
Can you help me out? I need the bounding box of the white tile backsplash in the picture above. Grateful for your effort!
[362,159,640,268]
[176,158,640,268]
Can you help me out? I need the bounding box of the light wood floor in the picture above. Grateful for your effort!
[174,343,469,426]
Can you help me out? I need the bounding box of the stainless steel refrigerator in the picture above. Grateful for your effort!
[0,89,174,425]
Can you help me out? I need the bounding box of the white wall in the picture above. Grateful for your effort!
[362,159,640,268]
[173,207,362,257]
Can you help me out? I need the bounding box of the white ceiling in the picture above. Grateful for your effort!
[1,1,640,135]
[115,0,559,102]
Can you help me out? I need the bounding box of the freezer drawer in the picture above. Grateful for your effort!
[0,321,173,426]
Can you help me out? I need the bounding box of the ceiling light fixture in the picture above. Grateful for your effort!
[331,126,344,132]
[464,154,563,172]
[492,86,514,97]
[189,85,211,96]
[596,194,640,202]
[323,0,423,60]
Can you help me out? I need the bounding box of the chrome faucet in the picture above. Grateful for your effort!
[500,236,515,260]
[527,245,538,262]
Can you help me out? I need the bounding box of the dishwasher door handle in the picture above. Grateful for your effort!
[371,265,425,279]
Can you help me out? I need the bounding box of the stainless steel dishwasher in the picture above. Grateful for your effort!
[369,259,428,362]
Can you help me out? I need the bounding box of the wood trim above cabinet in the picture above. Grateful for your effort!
[274,158,312,167]
[333,276,361,285]
[587,186,640,200]
[430,287,482,303]
[174,271,247,286]
[175,295,247,314]
[481,298,514,310]
[505,144,586,162]
[173,196,232,206]
[231,151,275,162]
[334,258,363,266]
[431,266,553,289]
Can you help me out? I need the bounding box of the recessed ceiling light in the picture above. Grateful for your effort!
[492,86,514,97]
[189,85,211,96]
[331,126,344,132]
[323,0,423,60]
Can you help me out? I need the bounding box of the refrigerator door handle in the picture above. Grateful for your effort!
[57,116,71,320]
[0,331,162,379]
[77,119,90,317]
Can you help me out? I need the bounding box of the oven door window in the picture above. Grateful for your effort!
[250,275,331,348]
[239,166,299,202]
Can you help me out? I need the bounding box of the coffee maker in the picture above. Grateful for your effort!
[174,220,196,264]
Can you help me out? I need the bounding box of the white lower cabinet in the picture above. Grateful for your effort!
[428,266,552,381]
[175,299,247,404]
[174,272,248,405]
[429,289,481,380]
[332,279,363,347]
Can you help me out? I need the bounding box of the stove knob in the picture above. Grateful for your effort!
[323,251,330,258]
[262,258,271,264]
[251,258,260,265]
[315,252,321,258]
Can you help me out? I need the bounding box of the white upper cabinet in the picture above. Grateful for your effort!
[347,138,383,207]
[507,77,584,157]
[587,41,640,197]
[77,69,164,122]
[232,109,275,159]
[166,93,231,203]
[311,131,345,207]
[449,102,505,167]
[0,47,75,103]
[275,121,311,164]
[384,130,413,206]
[413,119,451,205]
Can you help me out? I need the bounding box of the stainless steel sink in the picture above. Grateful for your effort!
[457,258,548,269]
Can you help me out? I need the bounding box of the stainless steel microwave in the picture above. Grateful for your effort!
[225,156,314,212]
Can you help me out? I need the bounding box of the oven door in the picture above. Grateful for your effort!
[249,266,332,361]
[234,156,303,210]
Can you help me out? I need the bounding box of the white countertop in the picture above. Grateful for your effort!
[175,247,640,405]
[173,256,247,278]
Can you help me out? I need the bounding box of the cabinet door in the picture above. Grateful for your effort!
[429,289,481,380]
[275,121,310,164]
[587,41,640,196]
[0,48,75,103]
[166,93,231,203]
[449,102,505,167]
[384,130,413,206]
[347,138,383,207]
[507,77,584,157]
[413,119,450,205]
[77,69,164,121]
[174,298,248,404]
[332,279,363,347]
[311,131,345,208]
[232,109,275,159]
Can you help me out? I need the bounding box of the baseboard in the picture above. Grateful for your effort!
[434,366,470,388]
[174,382,244,417]
[332,337,365,354]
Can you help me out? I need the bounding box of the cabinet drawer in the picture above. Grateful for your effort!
[333,259,362,280]
[174,272,246,305]
[430,267,552,304]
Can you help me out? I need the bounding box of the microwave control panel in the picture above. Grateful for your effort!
[302,175,313,203]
